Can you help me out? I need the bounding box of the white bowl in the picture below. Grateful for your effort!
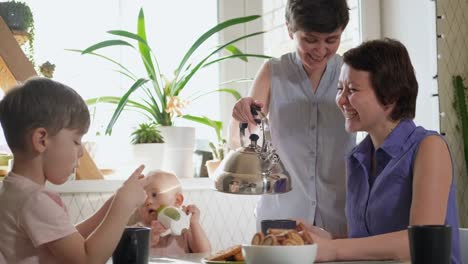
[242,244,317,264]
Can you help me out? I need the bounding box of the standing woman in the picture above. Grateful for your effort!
[311,38,461,263]
[230,0,356,238]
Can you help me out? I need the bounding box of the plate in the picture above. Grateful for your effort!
[201,258,245,264]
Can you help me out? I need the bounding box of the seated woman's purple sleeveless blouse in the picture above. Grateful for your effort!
[345,119,461,263]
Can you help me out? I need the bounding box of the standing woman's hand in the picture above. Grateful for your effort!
[232,97,264,125]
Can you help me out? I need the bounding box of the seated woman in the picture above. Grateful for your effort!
[309,38,461,263]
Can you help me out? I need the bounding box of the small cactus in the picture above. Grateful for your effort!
[453,75,468,173]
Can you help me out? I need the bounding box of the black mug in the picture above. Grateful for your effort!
[408,225,452,264]
[261,219,296,235]
[112,227,151,264]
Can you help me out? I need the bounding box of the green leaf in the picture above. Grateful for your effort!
[216,88,242,100]
[190,88,241,102]
[219,78,254,85]
[105,78,149,135]
[171,15,261,92]
[81,40,134,54]
[108,30,148,45]
[224,44,247,61]
[209,141,219,159]
[137,9,156,81]
[86,96,155,114]
[67,49,137,80]
[203,54,272,68]
[173,31,265,95]
[182,115,222,142]
[136,9,165,105]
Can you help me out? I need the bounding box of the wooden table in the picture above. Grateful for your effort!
[107,253,409,263]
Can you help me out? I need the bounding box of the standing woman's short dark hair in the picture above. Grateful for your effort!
[285,0,350,33]
[0,77,90,151]
[343,38,418,121]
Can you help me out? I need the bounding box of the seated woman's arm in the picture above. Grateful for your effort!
[313,135,452,262]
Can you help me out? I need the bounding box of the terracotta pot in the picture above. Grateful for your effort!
[206,159,222,178]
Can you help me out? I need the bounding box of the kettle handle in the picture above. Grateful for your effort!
[239,105,262,147]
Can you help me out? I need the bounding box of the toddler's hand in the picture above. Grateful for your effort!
[182,204,200,224]
[115,165,147,211]
[150,220,168,247]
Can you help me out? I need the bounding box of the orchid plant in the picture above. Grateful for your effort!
[73,8,270,135]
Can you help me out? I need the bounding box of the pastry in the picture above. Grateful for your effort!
[234,251,245,261]
[299,230,314,245]
[267,228,290,236]
[286,230,304,245]
[296,222,306,232]
[251,232,264,245]
[261,234,279,245]
[282,238,301,245]
[205,245,242,261]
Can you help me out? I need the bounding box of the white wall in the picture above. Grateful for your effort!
[218,0,265,138]
[380,0,439,131]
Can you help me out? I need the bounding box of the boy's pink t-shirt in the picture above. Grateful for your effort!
[0,172,77,264]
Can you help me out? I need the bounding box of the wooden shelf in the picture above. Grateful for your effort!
[12,30,29,46]
[0,17,36,92]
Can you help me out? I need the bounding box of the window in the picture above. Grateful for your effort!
[23,0,219,143]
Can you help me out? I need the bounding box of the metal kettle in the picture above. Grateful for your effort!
[213,106,292,194]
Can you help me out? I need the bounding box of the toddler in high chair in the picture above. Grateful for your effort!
[0,77,148,264]
[129,170,211,256]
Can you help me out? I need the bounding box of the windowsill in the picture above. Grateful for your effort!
[46,177,214,193]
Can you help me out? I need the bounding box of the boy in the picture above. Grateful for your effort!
[130,170,211,255]
[0,77,148,263]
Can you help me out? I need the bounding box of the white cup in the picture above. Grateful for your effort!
[157,206,190,236]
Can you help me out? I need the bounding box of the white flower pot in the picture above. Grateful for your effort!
[132,143,166,172]
[159,126,195,178]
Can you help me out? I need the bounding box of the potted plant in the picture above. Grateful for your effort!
[131,122,165,172]
[74,8,268,131]
[0,1,35,64]
[183,115,228,177]
[73,8,270,177]
[38,61,56,78]
[453,75,468,175]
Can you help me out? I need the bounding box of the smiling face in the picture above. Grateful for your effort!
[138,171,183,226]
[289,28,342,74]
[336,64,394,134]
[42,128,84,185]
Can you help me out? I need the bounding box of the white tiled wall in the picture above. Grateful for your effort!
[436,0,468,226]
[61,190,260,252]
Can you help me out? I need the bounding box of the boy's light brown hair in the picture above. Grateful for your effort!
[0,77,90,152]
